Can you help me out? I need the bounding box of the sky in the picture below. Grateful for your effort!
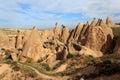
[0,0,120,29]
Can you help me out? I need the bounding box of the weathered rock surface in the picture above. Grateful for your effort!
[21,27,52,61]
[15,30,23,49]
[0,30,10,49]
[53,22,61,39]
[11,52,18,61]
[79,46,103,58]
[60,25,70,44]
[85,26,106,51]
[22,30,31,47]
[98,19,114,53]
[106,17,115,27]
[73,23,83,41]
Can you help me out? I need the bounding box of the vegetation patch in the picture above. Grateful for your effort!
[111,27,120,39]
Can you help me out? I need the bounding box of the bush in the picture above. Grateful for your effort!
[27,72,37,78]
[112,27,120,39]
[26,58,33,63]
[12,64,20,71]
[41,63,50,71]
[5,59,12,64]
[5,50,12,60]
[67,53,74,59]
[37,58,43,63]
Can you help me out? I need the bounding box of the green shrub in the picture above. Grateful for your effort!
[5,59,12,64]
[27,72,37,78]
[112,27,120,39]
[37,58,43,63]
[41,63,50,71]
[26,58,33,63]
[67,53,74,59]
[12,64,20,71]
[4,50,12,60]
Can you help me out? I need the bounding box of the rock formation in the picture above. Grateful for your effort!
[78,21,90,45]
[53,22,61,39]
[73,23,83,41]
[0,30,10,49]
[79,46,103,58]
[21,27,46,61]
[98,19,114,53]
[85,26,106,51]
[11,52,18,61]
[22,30,31,47]
[15,30,23,49]
[0,17,116,61]
[60,25,69,44]
[106,17,115,27]
[40,29,54,42]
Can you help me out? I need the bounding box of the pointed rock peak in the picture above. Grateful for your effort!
[96,19,102,26]
[62,24,65,28]
[54,22,59,29]
[32,26,36,29]
[87,21,91,26]
[106,17,115,27]
[77,22,83,27]
[90,18,97,26]
[55,22,58,27]
[99,19,104,25]
[106,17,111,24]
[62,24,68,29]
[22,27,41,58]
[86,21,90,26]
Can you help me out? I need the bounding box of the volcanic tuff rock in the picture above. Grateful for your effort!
[0,17,116,62]
[67,23,83,43]
[60,25,70,44]
[78,21,90,45]
[15,30,23,49]
[53,22,61,39]
[79,46,103,58]
[106,17,115,27]
[0,30,10,49]
[21,27,52,61]
[85,26,106,51]
[22,30,31,47]
[98,19,114,53]
[73,23,83,41]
